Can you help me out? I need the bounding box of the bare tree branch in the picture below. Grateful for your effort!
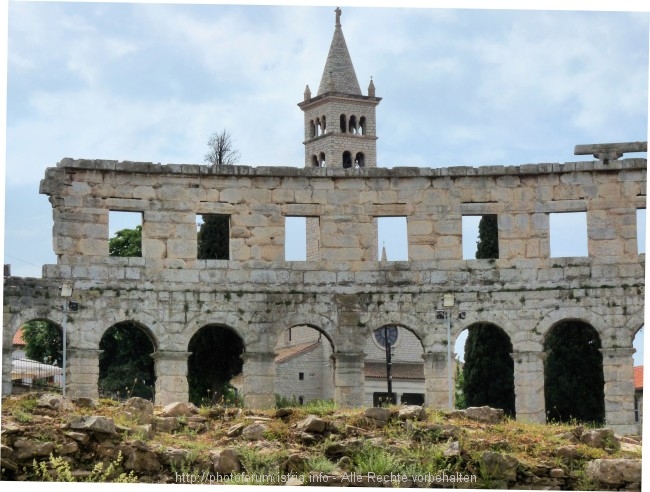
[204,129,241,166]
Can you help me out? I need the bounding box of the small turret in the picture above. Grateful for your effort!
[304,85,311,101]
[368,77,376,98]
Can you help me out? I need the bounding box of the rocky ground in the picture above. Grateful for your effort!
[0,393,642,489]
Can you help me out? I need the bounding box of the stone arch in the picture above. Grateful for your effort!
[455,311,520,349]
[98,320,157,400]
[359,116,366,135]
[184,312,250,350]
[455,320,516,416]
[5,307,66,348]
[625,308,645,340]
[319,152,326,167]
[543,318,605,424]
[536,307,608,345]
[365,313,427,349]
[271,313,337,352]
[354,152,365,168]
[311,155,319,167]
[321,115,327,133]
[96,312,162,350]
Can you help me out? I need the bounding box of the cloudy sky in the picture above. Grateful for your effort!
[2,1,648,362]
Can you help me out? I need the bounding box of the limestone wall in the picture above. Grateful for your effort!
[3,156,645,433]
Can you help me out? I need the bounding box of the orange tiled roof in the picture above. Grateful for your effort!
[364,362,424,381]
[275,342,320,363]
[634,365,643,390]
[12,327,26,346]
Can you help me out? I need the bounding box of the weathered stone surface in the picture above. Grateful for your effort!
[580,428,620,451]
[154,416,179,433]
[227,423,246,437]
[586,459,641,487]
[242,422,267,441]
[13,438,55,460]
[211,448,241,474]
[296,414,327,434]
[463,406,505,424]
[119,443,162,472]
[123,397,154,425]
[37,394,72,412]
[72,397,98,409]
[161,401,199,417]
[364,407,391,422]
[69,415,116,435]
[397,405,426,421]
[479,451,519,481]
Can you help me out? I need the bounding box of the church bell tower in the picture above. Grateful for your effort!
[298,8,381,169]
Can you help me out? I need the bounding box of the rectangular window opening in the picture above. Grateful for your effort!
[109,211,142,257]
[549,211,588,258]
[298,372,304,381]
[637,208,646,254]
[285,216,307,261]
[377,216,408,261]
[197,214,230,260]
[462,215,499,260]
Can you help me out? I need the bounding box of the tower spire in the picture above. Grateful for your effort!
[317,7,361,95]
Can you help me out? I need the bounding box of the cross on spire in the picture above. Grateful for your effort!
[335,7,342,27]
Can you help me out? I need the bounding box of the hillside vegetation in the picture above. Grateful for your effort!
[0,393,642,489]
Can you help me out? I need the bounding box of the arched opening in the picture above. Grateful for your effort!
[319,152,326,167]
[321,115,327,134]
[544,320,605,425]
[12,319,65,394]
[342,151,352,169]
[315,117,322,136]
[309,120,315,139]
[359,116,367,135]
[354,152,365,168]
[340,114,346,133]
[99,321,156,400]
[311,155,319,167]
[274,325,335,406]
[365,325,424,406]
[349,115,357,134]
[455,323,515,417]
[187,324,245,405]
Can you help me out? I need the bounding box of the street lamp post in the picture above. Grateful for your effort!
[442,293,455,411]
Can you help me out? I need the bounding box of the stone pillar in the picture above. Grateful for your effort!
[242,351,276,409]
[2,348,13,396]
[600,347,637,435]
[333,352,365,407]
[511,351,546,424]
[152,351,190,406]
[66,348,101,399]
[422,352,451,410]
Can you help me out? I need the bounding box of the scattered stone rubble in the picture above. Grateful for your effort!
[0,395,642,489]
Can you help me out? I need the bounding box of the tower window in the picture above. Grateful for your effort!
[309,120,316,139]
[319,152,326,167]
[340,114,346,133]
[321,115,327,134]
[359,116,366,135]
[312,155,319,167]
[355,152,365,168]
[349,115,357,134]
[342,151,352,169]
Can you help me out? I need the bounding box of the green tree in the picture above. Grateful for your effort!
[454,360,466,409]
[109,225,142,257]
[476,214,498,259]
[197,215,230,259]
[99,322,155,400]
[462,324,516,416]
[544,321,605,424]
[22,320,63,366]
[187,326,244,405]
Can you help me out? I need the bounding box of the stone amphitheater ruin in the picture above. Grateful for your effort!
[2,9,646,434]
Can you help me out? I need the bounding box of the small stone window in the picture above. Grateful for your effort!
[549,212,587,257]
[462,215,499,260]
[355,152,365,168]
[285,216,307,261]
[319,152,326,167]
[197,214,230,260]
[637,208,646,254]
[342,151,352,169]
[349,115,357,134]
[359,116,366,135]
[376,216,408,261]
[340,114,347,133]
[299,372,304,381]
[308,120,316,139]
[109,210,142,257]
[311,155,319,167]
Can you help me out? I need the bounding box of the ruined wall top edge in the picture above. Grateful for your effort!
[54,157,647,178]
